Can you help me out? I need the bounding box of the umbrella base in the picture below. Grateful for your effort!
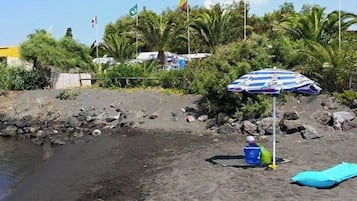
[268,164,277,171]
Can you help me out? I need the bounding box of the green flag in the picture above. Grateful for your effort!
[129,4,138,16]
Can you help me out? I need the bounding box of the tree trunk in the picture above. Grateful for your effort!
[157,51,166,69]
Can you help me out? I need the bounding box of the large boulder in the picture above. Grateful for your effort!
[242,120,257,135]
[283,110,299,120]
[1,125,18,137]
[300,125,322,140]
[350,99,357,109]
[321,97,339,110]
[280,119,304,134]
[311,110,332,125]
[257,117,273,135]
[333,111,356,130]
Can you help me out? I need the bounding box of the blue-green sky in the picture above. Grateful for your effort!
[0,0,355,46]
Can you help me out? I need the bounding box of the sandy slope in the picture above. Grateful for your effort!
[1,89,357,201]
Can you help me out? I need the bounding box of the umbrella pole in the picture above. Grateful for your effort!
[269,96,277,170]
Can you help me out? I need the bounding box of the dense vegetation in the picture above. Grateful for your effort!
[1,1,356,119]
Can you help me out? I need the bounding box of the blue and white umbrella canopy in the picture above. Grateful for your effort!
[227,68,321,95]
[227,68,321,170]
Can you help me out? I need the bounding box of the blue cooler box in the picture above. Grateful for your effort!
[244,146,261,165]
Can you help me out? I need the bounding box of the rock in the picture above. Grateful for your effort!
[17,128,24,135]
[205,119,216,129]
[15,120,27,128]
[216,112,226,126]
[182,107,196,114]
[36,130,46,138]
[186,115,195,123]
[301,125,322,140]
[171,112,178,121]
[105,116,119,122]
[72,131,84,138]
[350,99,357,109]
[96,112,106,121]
[352,108,357,116]
[86,116,95,122]
[68,117,80,128]
[50,138,66,145]
[242,120,257,135]
[321,98,339,110]
[311,110,332,125]
[258,117,274,135]
[217,125,237,134]
[149,112,159,119]
[135,111,145,119]
[283,111,299,120]
[2,125,18,137]
[280,119,304,134]
[92,129,102,136]
[0,90,8,96]
[341,120,357,131]
[333,111,356,130]
[198,115,208,122]
[31,138,43,146]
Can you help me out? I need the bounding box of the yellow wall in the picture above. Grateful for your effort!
[0,46,19,58]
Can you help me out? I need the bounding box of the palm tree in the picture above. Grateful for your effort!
[134,12,185,68]
[189,4,233,53]
[276,6,357,45]
[298,39,355,92]
[102,34,138,63]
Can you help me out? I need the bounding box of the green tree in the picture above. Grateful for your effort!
[57,37,94,72]
[134,10,185,67]
[299,39,356,92]
[20,29,94,72]
[102,34,138,63]
[277,6,357,45]
[65,27,73,38]
[20,29,63,69]
[189,4,233,53]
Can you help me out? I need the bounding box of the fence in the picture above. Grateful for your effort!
[51,72,91,89]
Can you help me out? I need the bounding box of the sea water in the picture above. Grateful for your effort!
[0,137,44,200]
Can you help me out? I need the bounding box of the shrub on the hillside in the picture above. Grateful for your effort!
[334,90,357,106]
[98,64,145,88]
[6,67,50,90]
[157,69,185,89]
[57,89,80,100]
[0,64,11,90]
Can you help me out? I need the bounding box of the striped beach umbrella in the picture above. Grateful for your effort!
[227,67,321,170]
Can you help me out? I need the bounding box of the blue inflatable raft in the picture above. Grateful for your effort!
[291,162,357,188]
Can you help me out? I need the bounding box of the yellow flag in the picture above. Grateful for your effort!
[179,0,187,10]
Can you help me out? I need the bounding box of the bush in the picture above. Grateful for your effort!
[98,64,145,88]
[334,90,357,106]
[4,67,50,90]
[0,64,11,90]
[56,89,80,100]
[157,69,185,89]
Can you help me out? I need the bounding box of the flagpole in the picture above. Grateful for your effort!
[187,0,190,54]
[338,0,341,51]
[244,0,247,40]
[95,16,99,58]
[136,12,139,56]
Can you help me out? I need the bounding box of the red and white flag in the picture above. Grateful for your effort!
[91,16,97,28]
